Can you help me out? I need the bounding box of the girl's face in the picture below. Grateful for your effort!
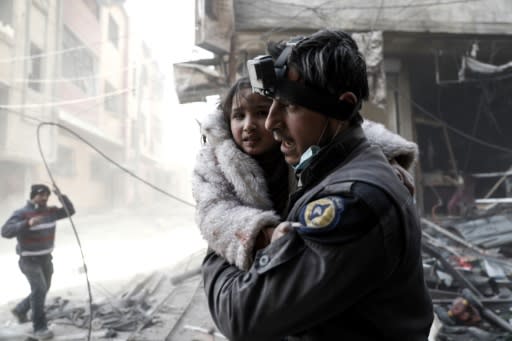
[230,88,278,156]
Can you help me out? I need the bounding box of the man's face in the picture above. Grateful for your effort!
[265,68,329,166]
[32,192,49,207]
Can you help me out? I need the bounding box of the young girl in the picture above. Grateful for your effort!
[192,77,418,270]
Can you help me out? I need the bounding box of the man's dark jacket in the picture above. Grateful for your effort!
[202,125,434,341]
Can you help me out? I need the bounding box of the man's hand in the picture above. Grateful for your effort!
[254,221,299,252]
[271,221,294,242]
[28,216,44,227]
[53,185,62,197]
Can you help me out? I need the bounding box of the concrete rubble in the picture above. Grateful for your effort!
[423,206,512,340]
[3,206,512,340]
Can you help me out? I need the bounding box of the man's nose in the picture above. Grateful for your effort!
[265,100,281,131]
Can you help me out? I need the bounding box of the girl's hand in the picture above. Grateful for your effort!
[390,159,415,196]
[254,226,276,251]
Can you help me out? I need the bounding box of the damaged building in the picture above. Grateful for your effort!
[175,0,512,218]
[172,0,512,339]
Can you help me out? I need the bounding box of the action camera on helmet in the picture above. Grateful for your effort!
[247,39,296,100]
[247,55,276,98]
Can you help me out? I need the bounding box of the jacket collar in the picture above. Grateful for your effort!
[298,124,367,188]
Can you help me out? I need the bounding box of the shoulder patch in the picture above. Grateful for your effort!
[299,196,344,231]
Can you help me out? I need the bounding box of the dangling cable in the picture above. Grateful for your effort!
[37,122,195,207]
[36,121,197,340]
[36,124,94,341]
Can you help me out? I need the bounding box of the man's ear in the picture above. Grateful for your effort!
[339,92,357,105]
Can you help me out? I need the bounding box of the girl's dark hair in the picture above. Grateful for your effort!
[219,77,252,127]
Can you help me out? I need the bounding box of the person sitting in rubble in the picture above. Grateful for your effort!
[192,76,419,270]
[447,172,476,217]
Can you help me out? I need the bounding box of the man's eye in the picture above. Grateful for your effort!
[257,110,268,117]
[232,113,244,120]
[286,103,298,111]
[276,100,290,109]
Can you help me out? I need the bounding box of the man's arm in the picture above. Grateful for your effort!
[202,185,403,341]
[53,194,75,220]
[1,210,29,238]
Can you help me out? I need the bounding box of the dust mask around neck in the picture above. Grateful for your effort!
[293,118,330,173]
[292,145,321,173]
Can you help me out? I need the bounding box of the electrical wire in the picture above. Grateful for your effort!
[390,0,418,19]
[12,56,162,84]
[0,21,136,64]
[1,108,196,207]
[0,81,130,113]
[258,1,334,39]
[251,0,482,15]
[0,88,131,109]
[252,0,484,39]
[2,59,165,117]
[437,66,512,85]
[2,106,196,340]
[462,89,485,172]
[392,87,512,155]
[34,120,195,339]
[0,107,42,123]
[0,4,196,339]
[319,0,483,11]
[39,122,197,207]
[36,123,94,341]
[370,0,385,32]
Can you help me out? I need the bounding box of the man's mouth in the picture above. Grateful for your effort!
[272,130,283,142]
[273,131,295,153]
[281,140,295,152]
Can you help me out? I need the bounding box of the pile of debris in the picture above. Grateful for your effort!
[422,208,512,340]
[41,252,209,341]
[46,272,167,334]
[38,209,512,340]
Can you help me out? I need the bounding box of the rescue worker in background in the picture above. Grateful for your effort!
[2,184,75,340]
[202,29,434,340]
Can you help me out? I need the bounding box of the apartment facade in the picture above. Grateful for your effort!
[0,0,59,215]
[0,0,167,214]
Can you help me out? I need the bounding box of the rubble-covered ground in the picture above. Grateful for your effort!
[0,203,213,341]
[422,205,512,340]
[3,203,512,340]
